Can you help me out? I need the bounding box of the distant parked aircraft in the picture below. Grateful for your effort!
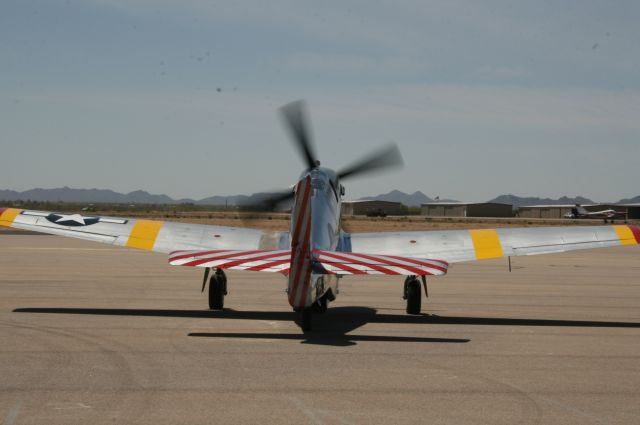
[564,204,627,223]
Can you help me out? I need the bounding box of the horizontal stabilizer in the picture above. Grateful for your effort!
[169,249,448,276]
[169,249,292,273]
[314,251,448,276]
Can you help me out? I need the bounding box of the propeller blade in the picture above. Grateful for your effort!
[201,267,210,293]
[279,100,318,170]
[238,189,295,212]
[254,190,295,211]
[337,143,404,180]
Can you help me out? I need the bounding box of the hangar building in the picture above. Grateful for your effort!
[341,200,405,216]
[602,204,640,220]
[421,202,513,218]
[517,205,576,219]
[620,204,640,219]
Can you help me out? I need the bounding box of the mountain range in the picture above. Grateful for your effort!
[488,194,596,208]
[1,187,638,207]
[0,187,287,207]
[617,195,640,204]
[360,190,433,206]
[0,187,187,205]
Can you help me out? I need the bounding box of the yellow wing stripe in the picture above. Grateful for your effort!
[613,225,637,246]
[469,229,504,259]
[0,208,21,227]
[126,220,164,251]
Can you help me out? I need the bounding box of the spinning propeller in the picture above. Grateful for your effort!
[256,100,404,209]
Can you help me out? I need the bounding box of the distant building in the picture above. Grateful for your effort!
[517,205,577,219]
[619,204,640,219]
[341,200,405,216]
[421,202,513,218]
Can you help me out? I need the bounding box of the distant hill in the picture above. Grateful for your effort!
[3,187,636,207]
[0,187,192,204]
[196,194,242,206]
[1,187,433,207]
[360,190,433,206]
[0,187,291,207]
[490,194,595,208]
[618,195,640,204]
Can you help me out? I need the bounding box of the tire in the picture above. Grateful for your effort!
[313,294,328,314]
[405,278,421,315]
[300,309,312,332]
[208,274,225,310]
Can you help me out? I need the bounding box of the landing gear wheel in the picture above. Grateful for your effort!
[208,269,227,310]
[313,294,328,314]
[300,309,313,332]
[405,277,422,315]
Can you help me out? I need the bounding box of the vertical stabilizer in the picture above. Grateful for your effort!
[288,176,313,309]
[576,205,589,216]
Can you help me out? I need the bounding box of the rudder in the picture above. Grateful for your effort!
[288,176,313,309]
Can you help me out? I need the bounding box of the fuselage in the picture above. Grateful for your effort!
[287,167,343,310]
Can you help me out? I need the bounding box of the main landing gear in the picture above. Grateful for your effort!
[403,275,428,315]
[208,268,227,310]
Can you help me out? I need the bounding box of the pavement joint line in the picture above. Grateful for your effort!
[50,402,92,410]
[290,396,326,425]
[315,409,357,425]
[529,391,613,425]
[3,401,21,425]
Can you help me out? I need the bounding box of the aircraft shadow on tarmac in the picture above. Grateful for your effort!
[13,306,640,347]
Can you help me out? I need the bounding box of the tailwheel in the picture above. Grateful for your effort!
[312,293,329,314]
[208,268,227,310]
[404,276,422,315]
[299,309,313,332]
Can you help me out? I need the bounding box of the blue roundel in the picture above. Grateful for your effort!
[45,213,100,227]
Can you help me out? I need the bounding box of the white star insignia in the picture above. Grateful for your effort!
[54,214,88,225]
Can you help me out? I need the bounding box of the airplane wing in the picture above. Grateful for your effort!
[169,249,448,276]
[0,207,288,253]
[349,225,640,264]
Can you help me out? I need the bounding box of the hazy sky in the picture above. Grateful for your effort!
[2,0,639,201]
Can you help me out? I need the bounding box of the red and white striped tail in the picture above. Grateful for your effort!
[288,176,313,309]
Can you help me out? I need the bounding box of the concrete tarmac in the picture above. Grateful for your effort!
[1,234,639,424]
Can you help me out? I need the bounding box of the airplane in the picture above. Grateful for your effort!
[1,101,639,331]
[564,204,627,223]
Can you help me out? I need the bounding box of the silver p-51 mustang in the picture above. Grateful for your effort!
[1,101,638,331]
